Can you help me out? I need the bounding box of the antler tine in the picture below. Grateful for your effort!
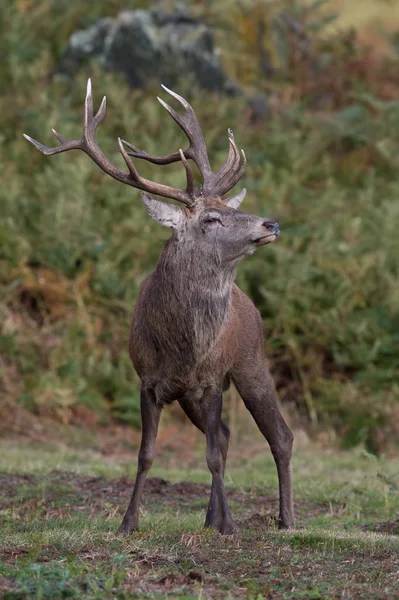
[94,96,107,126]
[24,79,194,205]
[117,137,141,179]
[158,85,213,179]
[157,95,196,158]
[217,149,247,198]
[229,132,241,174]
[179,149,194,197]
[120,85,247,200]
[158,85,193,139]
[211,137,240,192]
[51,129,67,144]
[206,129,246,199]
[23,131,81,155]
[118,86,200,172]
[208,130,236,188]
[123,140,182,166]
[160,84,190,110]
[85,77,93,126]
[218,131,240,180]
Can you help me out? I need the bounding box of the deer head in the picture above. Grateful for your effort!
[24,80,279,266]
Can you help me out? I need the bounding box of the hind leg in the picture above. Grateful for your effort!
[233,366,294,529]
[178,397,232,532]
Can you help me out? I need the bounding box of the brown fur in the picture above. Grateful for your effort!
[120,196,295,535]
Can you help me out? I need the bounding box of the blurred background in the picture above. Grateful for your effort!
[1,0,398,455]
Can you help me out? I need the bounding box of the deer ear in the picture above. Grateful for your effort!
[141,192,184,229]
[224,188,246,210]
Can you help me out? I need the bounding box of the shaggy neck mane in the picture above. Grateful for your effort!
[145,236,236,366]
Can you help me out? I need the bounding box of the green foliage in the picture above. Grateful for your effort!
[0,0,398,448]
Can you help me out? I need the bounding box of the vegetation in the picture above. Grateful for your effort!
[0,438,398,598]
[1,0,399,451]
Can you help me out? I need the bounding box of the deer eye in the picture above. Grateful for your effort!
[203,215,223,225]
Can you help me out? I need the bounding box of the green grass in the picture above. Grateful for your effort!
[0,439,398,598]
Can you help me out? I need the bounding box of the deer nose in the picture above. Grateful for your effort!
[263,220,280,236]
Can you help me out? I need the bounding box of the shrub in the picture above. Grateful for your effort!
[0,0,398,451]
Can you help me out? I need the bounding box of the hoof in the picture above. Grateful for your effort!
[219,519,235,535]
[278,518,295,530]
[117,519,138,535]
[204,518,235,535]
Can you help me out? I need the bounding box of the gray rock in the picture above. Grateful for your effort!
[58,7,238,95]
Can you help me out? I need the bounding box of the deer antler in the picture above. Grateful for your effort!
[125,85,247,199]
[23,80,195,206]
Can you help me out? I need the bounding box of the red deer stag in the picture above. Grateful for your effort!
[24,80,294,534]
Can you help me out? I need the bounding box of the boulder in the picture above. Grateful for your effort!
[58,7,238,95]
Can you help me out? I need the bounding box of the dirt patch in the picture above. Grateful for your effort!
[358,520,399,536]
[157,571,204,586]
[36,544,61,563]
[0,576,19,594]
[0,547,31,564]
[0,469,329,542]
[237,512,278,530]
[0,472,38,509]
[63,472,326,522]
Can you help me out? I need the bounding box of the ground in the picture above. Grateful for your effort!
[0,424,398,599]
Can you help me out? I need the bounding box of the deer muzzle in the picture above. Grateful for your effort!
[253,220,280,245]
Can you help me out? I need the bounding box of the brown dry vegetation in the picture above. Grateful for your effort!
[1,0,399,451]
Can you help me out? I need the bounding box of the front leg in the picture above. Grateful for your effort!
[203,388,235,535]
[178,399,231,531]
[204,420,230,529]
[118,387,161,534]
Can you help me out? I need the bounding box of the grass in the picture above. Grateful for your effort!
[0,436,398,598]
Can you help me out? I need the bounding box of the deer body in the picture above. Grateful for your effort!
[25,81,295,535]
[131,234,240,401]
